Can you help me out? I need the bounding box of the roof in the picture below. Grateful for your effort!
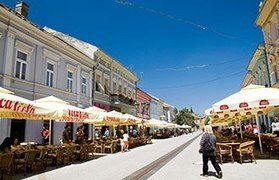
[44,27,98,59]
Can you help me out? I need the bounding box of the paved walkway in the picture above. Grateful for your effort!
[22,132,279,180]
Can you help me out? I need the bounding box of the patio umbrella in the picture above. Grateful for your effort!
[0,87,56,119]
[145,118,169,128]
[33,96,89,122]
[122,113,141,125]
[0,87,13,94]
[211,84,279,153]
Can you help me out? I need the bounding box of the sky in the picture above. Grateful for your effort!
[3,0,263,115]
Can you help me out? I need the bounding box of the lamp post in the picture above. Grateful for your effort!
[91,62,99,141]
[262,42,271,87]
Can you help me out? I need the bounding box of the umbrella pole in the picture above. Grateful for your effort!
[256,116,263,154]
[92,124,95,144]
[49,120,52,145]
[238,120,243,139]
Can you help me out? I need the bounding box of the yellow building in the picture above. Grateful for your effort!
[256,0,279,87]
[94,50,138,115]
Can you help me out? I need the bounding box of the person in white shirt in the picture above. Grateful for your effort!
[104,128,110,137]
[123,131,129,151]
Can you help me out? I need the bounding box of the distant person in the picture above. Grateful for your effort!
[11,138,20,152]
[199,125,222,179]
[0,137,12,153]
[261,122,267,134]
[123,131,129,152]
[76,126,85,144]
[62,125,71,144]
[41,126,50,145]
[104,128,110,137]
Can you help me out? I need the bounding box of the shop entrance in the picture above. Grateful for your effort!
[10,119,26,143]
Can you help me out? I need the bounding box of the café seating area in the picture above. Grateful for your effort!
[215,131,258,164]
[0,135,153,179]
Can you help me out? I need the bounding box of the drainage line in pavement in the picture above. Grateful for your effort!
[122,133,202,180]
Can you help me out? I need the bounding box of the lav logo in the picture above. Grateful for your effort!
[239,102,248,108]
[259,100,269,106]
[220,104,229,110]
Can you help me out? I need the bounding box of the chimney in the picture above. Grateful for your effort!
[15,1,29,18]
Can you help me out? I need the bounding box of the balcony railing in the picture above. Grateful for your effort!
[110,93,136,106]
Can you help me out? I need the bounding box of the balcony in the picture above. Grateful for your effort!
[110,93,136,106]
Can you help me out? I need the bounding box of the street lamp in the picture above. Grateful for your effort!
[91,61,99,140]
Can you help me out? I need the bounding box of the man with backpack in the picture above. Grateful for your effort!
[199,125,222,178]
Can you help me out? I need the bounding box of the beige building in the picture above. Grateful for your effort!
[95,50,138,115]
[256,0,279,87]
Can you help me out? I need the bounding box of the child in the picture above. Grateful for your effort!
[120,135,124,153]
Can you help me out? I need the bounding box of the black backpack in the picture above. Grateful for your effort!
[202,134,215,153]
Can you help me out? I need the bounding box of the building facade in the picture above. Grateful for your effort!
[256,0,279,88]
[136,88,151,119]
[163,103,177,122]
[0,2,98,144]
[241,43,270,88]
[0,2,138,144]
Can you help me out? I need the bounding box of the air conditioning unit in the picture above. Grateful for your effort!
[271,71,278,85]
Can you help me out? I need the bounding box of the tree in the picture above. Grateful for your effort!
[175,108,195,126]
[205,116,211,125]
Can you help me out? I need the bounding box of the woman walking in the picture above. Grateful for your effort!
[199,125,222,178]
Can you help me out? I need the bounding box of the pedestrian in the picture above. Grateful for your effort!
[62,125,71,144]
[41,126,50,145]
[199,125,222,178]
[104,128,110,137]
[76,126,85,144]
[123,130,129,152]
[0,137,12,153]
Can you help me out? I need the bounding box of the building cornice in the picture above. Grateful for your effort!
[256,0,277,27]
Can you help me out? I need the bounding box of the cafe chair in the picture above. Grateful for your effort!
[236,141,256,164]
[216,143,234,164]
[14,149,38,175]
[0,153,14,180]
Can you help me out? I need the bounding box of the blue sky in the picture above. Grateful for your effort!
[3,0,263,114]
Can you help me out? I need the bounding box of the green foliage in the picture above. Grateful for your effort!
[175,108,195,126]
[205,116,211,125]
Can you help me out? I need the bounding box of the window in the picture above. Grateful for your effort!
[104,78,109,95]
[82,77,87,95]
[67,71,73,92]
[123,87,127,95]
[118,85,122,94]
[96,74,101,92]
[113,82,117,93]
[46,63,54,87]
[15,51,27,80]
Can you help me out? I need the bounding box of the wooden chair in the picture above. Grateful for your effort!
[74,144,88,161]
[87,144,95,159]
[14,150,38,175]
[95,141,104,153]
[63,146,76,164]
[34,148,47,172]
[104,141,115,153]
[216,143,234,164]
[47,147,66,167]
[0,153,14,180]
[147,136,152,144]
[236,141,256,164]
